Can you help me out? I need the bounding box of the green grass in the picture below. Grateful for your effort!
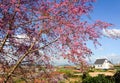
[60,69,74,77]
[92,69,108,72]
[114,65,120,71]
[13,77,27,83]
[13,79,25,83]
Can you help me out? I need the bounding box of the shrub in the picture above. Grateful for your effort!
[13,78,25,83]
[82,74,114,83]
[88,70,94,72]
[58,68,74,77]
[65,70,74,77]
[113,71,120,83]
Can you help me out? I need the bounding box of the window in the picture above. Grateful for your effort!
[98,65,102,67]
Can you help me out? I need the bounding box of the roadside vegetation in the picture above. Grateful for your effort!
[0,65,120,83]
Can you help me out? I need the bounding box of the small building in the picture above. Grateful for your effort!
[94,59,114,69]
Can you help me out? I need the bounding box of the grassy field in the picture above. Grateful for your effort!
[56,65,119,83]
[56,66,83,83]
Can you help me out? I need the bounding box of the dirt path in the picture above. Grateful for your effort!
[89,72,115,77]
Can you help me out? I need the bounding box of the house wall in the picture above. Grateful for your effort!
[102,61,109,69]
[95,64,103,69]
[95,60,113,69]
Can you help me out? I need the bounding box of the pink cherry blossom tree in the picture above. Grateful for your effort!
[0,0,111,82]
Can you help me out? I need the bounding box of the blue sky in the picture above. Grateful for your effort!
[53,0,120,65]
[87,0,120,64]
[91,0,120,25]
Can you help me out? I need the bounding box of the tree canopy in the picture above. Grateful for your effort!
[0,0,111,82]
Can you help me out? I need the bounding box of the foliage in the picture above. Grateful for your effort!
[13,78,26,83]
[113,71,120,83]
[88,69,94,72]
[58,80,66,83]
[114,65,120,72]
[82,74,114,83]
[58,68,74,77]
[93,69,108,72]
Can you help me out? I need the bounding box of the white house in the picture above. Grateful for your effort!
[94,59,114,69]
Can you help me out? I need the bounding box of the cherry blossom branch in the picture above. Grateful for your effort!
[4,36,59,82]
[0,11,17,52]
[4,28,54,82]
[0,33,9,52]
[15,16,52,28]
[4,41,36,83]
[30,37,59,53]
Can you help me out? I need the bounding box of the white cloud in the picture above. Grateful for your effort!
[103,29,120,38]
[13,34,30,43]
[15,34,29,39]
[105,53,120,64]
